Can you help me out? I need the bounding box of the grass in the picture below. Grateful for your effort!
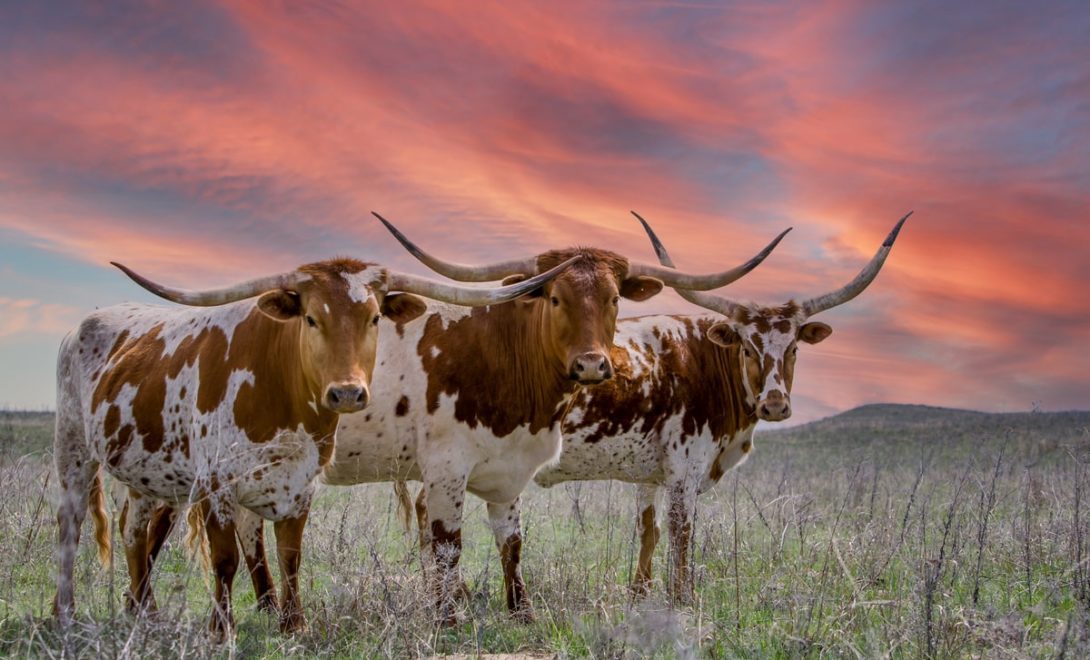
[0,406,1088,657]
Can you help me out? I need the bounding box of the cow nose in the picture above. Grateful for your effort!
[324,383,369,412]
[757,394,791,421]
[569,352,613,383]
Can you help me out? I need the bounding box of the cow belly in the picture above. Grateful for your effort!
[466,428,562,503]
[102,448,195,504]
[535,431,663,487]
[236,430,322,521]
[322,437,415,485]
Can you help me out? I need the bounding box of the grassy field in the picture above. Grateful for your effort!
[0,405,1088,658]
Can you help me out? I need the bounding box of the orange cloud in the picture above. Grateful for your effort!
[0,0,1086,416]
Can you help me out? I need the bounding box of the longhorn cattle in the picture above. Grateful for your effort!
[53,255,574,638]
[198,214,791,625]
[528,211,911,602]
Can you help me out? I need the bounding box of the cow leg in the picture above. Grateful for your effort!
[199,501,239,642]
[666,485,698,604]
[53,451,96,622]
[145,503,178,566]
[487,498,532,621]
[416,484,471,604]
[236,508,278,614]
[273,512,309,634]
[633,485,661,596]
[422,474,468,626]
[414,485,430,569]
[120,489,160,614]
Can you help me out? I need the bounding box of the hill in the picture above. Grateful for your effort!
[756,403,1090,469]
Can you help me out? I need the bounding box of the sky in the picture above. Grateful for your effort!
[1,0,1087,422]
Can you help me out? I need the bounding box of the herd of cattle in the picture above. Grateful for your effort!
[51,211,909,638]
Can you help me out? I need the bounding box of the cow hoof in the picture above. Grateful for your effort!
[630,581,652,599]
[511,606,535,624]
[668,590,695,607]
[207,616,235,644]
[50,606,74,631]
[457,581,472,603]
[435,605,464,628]
[256,595,279,616]
[125,595,159,618]
[279,611,308,635]
[438,613,462,628]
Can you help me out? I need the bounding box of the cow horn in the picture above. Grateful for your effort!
[631,213,786,317]
[627,215,790,291]
[374,212,539,281]
[111,263,313,306]
[386,256,579,305]
[799,212,911,316]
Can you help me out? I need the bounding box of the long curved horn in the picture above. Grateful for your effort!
[374,212,539,281]
[632,214,759,317]
[112,263,312,306]
[387,256,579,306]
[627,215,791,291]
[799,212,911,316]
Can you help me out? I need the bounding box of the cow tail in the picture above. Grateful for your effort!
[184,506,211,572]
[393,480,413,532]
[88,468,112,568]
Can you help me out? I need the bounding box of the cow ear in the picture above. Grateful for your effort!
[257,290,301,321]
[382,293,427,324]
[502,273,546,302]
[707,322,741,348]
[798,321,832,344]
[620,276,664,302]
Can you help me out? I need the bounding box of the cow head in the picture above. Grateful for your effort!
[704,303,831,420]
[372,212,787,386]
[499,248,659,383]
[112,254,578,413]
[253,260,422,413]
[634,211,910,422]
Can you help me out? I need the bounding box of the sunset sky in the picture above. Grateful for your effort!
[1,1,1087,422]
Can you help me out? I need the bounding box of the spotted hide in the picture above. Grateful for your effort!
[527,212,910,602]
[56,250,578,640]
[288,247,659,624]
[139,213,784,626]
[51,259,431,638]
[330,223,777,624]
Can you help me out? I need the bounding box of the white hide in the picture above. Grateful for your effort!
[55,301,325,523]
[325,301,568,507]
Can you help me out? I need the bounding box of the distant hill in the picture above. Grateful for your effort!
[756,403,1090,468]
[768,403,1090,439]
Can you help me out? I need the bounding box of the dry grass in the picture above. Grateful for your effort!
[1,405,1088,658]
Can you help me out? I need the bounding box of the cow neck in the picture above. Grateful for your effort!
[230,311,339,451]
[689,316,758,442]
[418,302,573,438]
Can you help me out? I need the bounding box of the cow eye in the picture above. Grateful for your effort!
[612,296,620,305]
[551,296,560,307]
[372,314,382,326]
[743,346,755,359]
[305,315,317,328]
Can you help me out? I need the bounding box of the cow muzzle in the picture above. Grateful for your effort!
[757,391,791,421]
[324,382,370,413]
[569,352,613,384]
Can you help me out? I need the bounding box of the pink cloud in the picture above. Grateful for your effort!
[0,0,1086,417]
[0,297,82,339]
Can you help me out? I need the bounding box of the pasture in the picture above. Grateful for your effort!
[0,405,1087,658]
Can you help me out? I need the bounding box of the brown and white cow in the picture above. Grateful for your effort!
[529,211,911,602]
[208,214,790,625]
[52,255,575,638]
